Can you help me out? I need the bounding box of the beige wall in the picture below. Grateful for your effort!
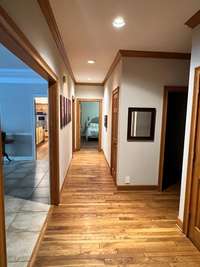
[179,24,200,222]
[75,85,104,99]
[0,0,75,189]
[102,60,122,164]
[117,57,190,186]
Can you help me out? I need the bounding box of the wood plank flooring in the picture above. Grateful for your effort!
[33,149,200,267]
[37,141,49,160]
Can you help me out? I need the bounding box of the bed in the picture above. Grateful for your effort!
[85,117,99,141]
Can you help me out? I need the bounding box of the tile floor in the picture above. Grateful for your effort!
[3,160,50,267]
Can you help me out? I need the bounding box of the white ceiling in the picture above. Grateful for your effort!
[50,0,200,83]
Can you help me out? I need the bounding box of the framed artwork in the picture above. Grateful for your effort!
[104,115,108,129]
[60,95,65,128]
[60,95,63,128]
[68,99,71,123]
[65,97,68,126]
[127,107,156,141]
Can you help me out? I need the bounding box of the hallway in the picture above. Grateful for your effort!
[33,149,200,267]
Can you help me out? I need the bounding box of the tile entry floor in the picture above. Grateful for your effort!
[3,160,50,267]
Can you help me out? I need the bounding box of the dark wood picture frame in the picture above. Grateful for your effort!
[127,107,156,141]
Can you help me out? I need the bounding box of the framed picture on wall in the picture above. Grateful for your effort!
[104,115,108,129]
[68,99,71,123]
[60,95,63,129]
[64,97,68,126]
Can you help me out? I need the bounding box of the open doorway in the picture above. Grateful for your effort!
[35,97,49,160]
[159,86,188,192]
[76,99,102,151]
[0,44,51,266]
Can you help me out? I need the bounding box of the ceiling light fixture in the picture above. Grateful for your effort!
[112,16,126,28]
[87,60,96,64]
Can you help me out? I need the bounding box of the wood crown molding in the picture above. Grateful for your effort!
[103,50,190,85]
[185,10,200,29]
[75,82,104,86]
[0,5,57,82]
[37,0,76,82]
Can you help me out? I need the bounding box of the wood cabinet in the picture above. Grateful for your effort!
[36,127,45,145]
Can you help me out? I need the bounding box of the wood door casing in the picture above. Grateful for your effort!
[72,97,75,153]
[76,99,102,151]
[111,87,119,183]
[0,130,7,267]
[188,88,200,249]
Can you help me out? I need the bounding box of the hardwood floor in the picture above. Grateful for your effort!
[37,141,49,160]
[33,149,200,267]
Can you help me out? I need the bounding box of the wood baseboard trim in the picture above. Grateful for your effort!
[176,217,183,232]
[27,206,53,267]
[102,149,111,169]
[117,185,158,191]
[60,157,72,195]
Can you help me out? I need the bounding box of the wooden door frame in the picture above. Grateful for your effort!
[110,87,120,184]
[76,98,102,151]
[158,86,188,191]
[72,96,76,153]
[183,67,200,235]
[0,6,60,266]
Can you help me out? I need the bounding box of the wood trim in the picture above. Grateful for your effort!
[158,86,188,191]
[0,130,7,267]
[0,4,62,264]
[110,87,120,184]
[102,150,111,170]
[60,158,72,195]
[183,67,200,234]
[37,0,76,82]
[103,51,122,84]
[177,217,183,232]
[117,185,158,191]
[72,96,76,153]
[103,50,190,85]
[76,99,81,150]
[76,98,103,151]
[0,5,57,82]
[27,206,53,267]
[185,10,200,29]
[75,82,104,86]
[49,81,60,205]
[120,50,191,60]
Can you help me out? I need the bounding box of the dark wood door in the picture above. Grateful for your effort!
[189,94,200,249]
[111,88,119,181]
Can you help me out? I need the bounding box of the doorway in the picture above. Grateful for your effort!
[35,97,49,160]
[111,87,119,182]
[159,86,188,192]
[183,67,200,249]
[76,99,102,151]
[0,7,60,267]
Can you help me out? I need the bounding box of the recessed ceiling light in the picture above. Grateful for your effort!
[87,60,96,64]
[112,16,126,28]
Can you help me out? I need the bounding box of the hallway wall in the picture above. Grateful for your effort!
[102,57,190,186]
[117,57,189,186]
[179,24,200,222]
[0,0,75,189]
[75,84,104,99]
[102,60,122,164]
